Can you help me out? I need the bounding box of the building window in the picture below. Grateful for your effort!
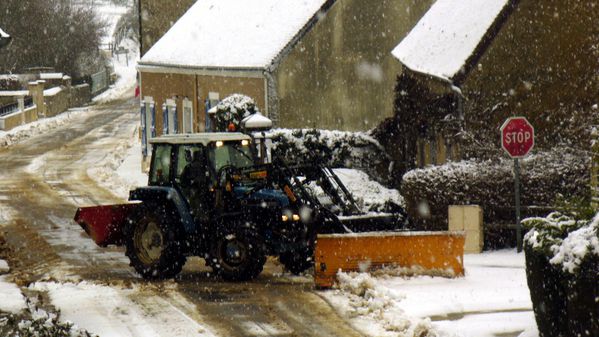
[182,97,193,133]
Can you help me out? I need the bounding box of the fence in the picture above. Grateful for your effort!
[91,69,110,96]
[0,96,33,117]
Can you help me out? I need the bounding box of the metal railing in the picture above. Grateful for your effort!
[0,96,34,117]
[0,102,18,117]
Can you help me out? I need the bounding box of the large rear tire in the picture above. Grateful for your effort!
[207,229,266,281]
[125,204,186,279]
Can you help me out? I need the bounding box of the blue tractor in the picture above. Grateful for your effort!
[75,132,408,281]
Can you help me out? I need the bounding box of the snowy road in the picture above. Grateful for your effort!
[0,98,362,337]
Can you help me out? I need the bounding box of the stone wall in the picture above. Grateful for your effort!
[70,84,91,108]
[139,0,195,56]
[44,87,68,118]
[275,0,433,131]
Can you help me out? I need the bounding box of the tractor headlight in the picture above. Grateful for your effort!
[281,215,289,222]
[292,214,300,221]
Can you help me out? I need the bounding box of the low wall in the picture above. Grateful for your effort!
[44,87,68,118]
[70,84,91,108]
[0,105,37,131]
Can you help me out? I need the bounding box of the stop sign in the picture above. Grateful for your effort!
[500,117,534,158]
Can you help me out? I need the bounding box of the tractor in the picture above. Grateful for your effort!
[75,132,409,281]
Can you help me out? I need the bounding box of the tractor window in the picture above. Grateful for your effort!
[209,141,254,172]
[175,145,205,183]
[149,144,172,185]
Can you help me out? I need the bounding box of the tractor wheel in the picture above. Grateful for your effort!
[279,249,313,275]
[207,229,266,281]
[125,205,186,279]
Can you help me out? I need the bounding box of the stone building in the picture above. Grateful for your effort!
[137,0,433,137]
[138,0,195,56]
[388,0,599,173]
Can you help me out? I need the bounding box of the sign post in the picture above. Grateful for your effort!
[500,117,535,252]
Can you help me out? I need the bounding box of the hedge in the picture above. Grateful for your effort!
[401,148,590,230]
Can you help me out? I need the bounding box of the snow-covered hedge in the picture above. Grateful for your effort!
[523,212,598,336]
[401,148,589,230]
[524,212,599,274]
[268,128,392,183]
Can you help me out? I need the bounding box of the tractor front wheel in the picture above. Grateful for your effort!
[208,229,266,281]
[125,205,186,279]
[279,249,313,275]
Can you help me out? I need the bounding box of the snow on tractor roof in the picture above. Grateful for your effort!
[392,0,511,82]
[139,0,331,70]
[0,27,9,38]
[149,132,251,145]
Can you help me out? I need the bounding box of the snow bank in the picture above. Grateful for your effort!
[0,107,94,148]
[331,271,438,337]
[93,37,139,104]
[0,260,26,314]
[87,130,147,200]
[31,281,215,337]
[321,250,536,337]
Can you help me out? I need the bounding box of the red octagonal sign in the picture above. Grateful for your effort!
[501,117,535,158]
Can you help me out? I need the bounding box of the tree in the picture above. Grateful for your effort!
[0,0,107,79]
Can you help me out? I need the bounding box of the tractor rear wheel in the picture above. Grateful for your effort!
[207,229,266,281]
[125,204,186,279]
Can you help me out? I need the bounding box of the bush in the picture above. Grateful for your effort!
[401,148,590,230]
[523,212,599,337]
[213,94,259,132]
[268,128,392,184]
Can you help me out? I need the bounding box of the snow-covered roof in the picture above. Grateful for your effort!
[0,27,9,39]
[40,73,64,80]
[139,0,331,71]
[150,132,251,145]
[392,0,511,82]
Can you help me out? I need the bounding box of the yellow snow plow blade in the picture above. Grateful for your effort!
[314,231,465,288]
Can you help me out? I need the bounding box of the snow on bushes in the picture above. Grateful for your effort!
[268,128,392,184]
[524,212,599,274]
[401,148,590,230]
[213,94,259,132]
[0,298,95,337]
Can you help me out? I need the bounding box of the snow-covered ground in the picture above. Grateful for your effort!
[323,250,538,337]
[0,260,26,314]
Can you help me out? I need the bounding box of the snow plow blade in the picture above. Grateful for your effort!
[313,231,465,288]
[74,204,138,247]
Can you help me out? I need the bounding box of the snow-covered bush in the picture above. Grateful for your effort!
[523,211,598,336]
[524,212,599,274]
[0,299,96,337]
[268,129,392,184]
[213,94,259,132]
[401,148,590,230]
